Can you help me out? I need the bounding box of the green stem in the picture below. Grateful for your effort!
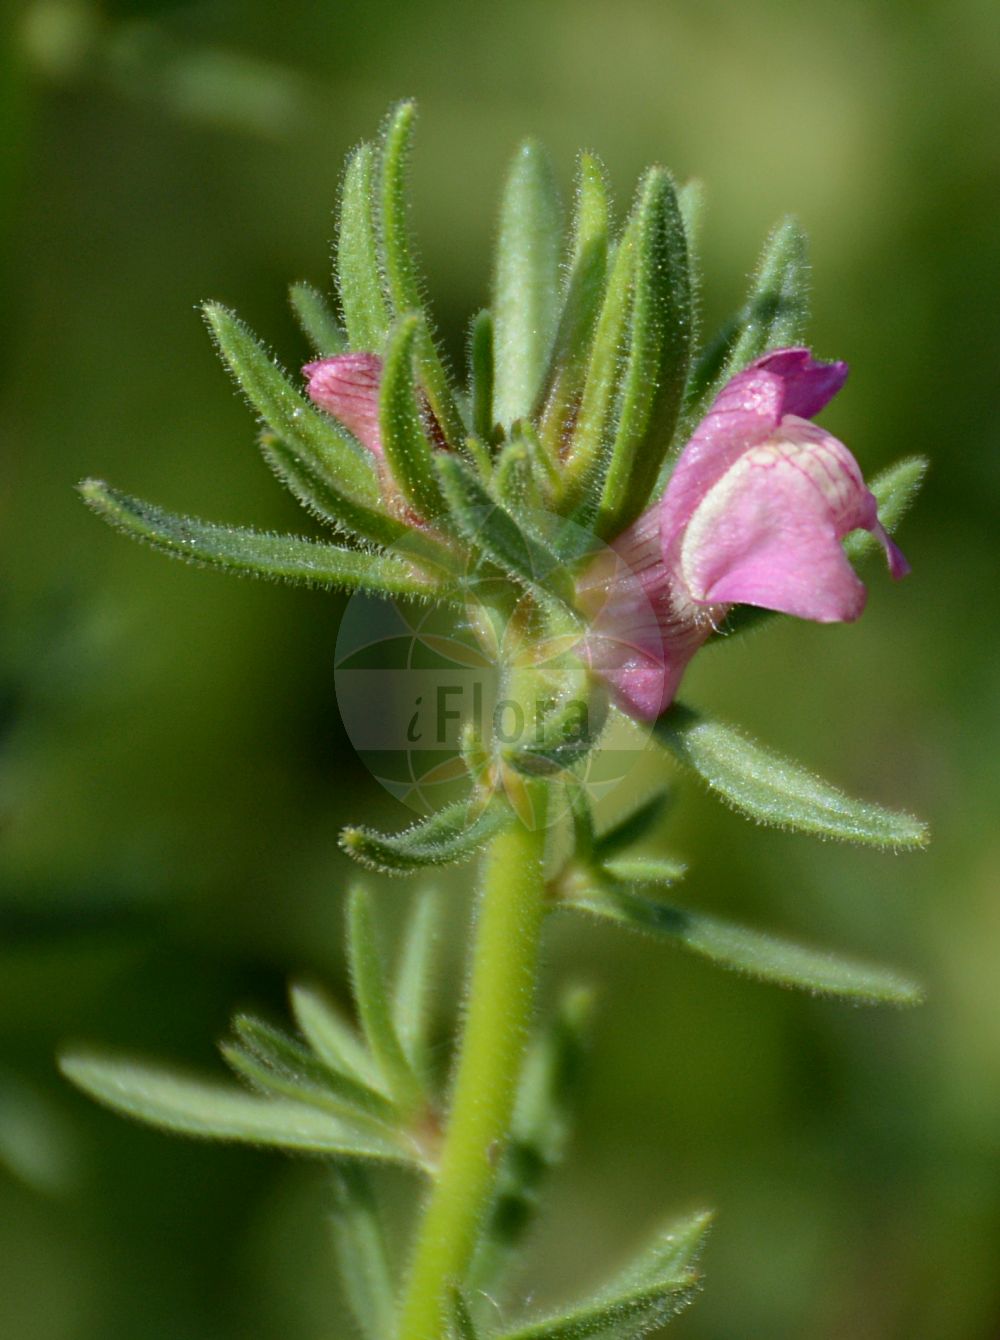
[398,784,550,1340]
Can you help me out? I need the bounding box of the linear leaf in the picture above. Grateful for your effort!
[469,309,495,444]
[392,891,442,1082]
[379,102,466,448]
[435,455,573,605]
[337,143,391,351]
[79,482,441,599]
[289,982,385,1092]
[561,211,638,511]
[564,884,922,1004]
[379,313,447,518]
[592,790,671,860]
[331,1166,396,1340]
[347,888,422,1112]
[601,856,686,886]
[203,302,395,545]
[59,1052,421,1164]
[257,431,401,538]
[496,1210,709,1339]
[538,153,610,457]
[497,1278,697,1340]
[655,704,928,849]
[230,1015,395,1120]
[289,281,347,356]
[504,684,608,777]
[341,796,511,875]
[449,1288,481,1340]
[597,168,692,537]
[688,216,808,414]
[492,139,562,429]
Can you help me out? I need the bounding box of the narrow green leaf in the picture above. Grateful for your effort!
[331,1166,396,1340]
[435,455,573,605]
[538,153,610,456]
[392,892,442,1083]
[379,314,447,518]
[497,1278,697,1340]
[79,481,441,599]
[289,281,347,356]
[59,1052,421,1164]
[471,987,593,1294]
[347,888,422,1111]
[449,1288,481,1340]
[597,168,693,537]
[689,216,808,412]
[601,856,686,886]
[564,883,922,1004]
[505,683,608,777]
[592,790,671,860]
[337,143,391,351]
[469,309,496,444]
[566,781,596,859]
[379,102,466,448]
[845,455,928,563]
[341,796,511,876]
[560,211,638,511]
[230,1015,395,1121]
[654,704,928,848]
[257,431,403,540]
[492,139,562,429]
[677,179,705,250]
[496,1210,709,1339]
[203,303,391,540]
[289,982,385,1092]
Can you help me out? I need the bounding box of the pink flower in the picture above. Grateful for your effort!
[303,353,384,458]
[581,348,909,720]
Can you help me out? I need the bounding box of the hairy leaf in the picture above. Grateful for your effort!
[492,139,562,429]
[337,143,391,351]
[59,1053,422,1165]
[289,982,385,1092]
[598,167,692,537]
[469,309,496,444]
[392,892,442,1083]
[341,796,511,875]
[331,1166,396,1340]
[655,704,928,849]
[564,884,922,1004]
[380,314,447,518]
[79,482,440,599]
[347,888,422,1112]
[592,790,672,860]
[289,281,347,356]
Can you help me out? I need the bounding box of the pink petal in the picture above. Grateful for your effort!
[659,348,848,555]
[679,420,883,623]
[303,353,383,457]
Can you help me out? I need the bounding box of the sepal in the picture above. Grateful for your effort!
[289,281,346,356]
[337,143,391,351]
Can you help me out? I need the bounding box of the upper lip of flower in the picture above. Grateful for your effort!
[585,347,910,720]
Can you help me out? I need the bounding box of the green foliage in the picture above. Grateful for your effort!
[332,1167,397,1340]
[337,142,392,351]
[492,139,563,429]
[491,1210,711,1339]
[58,1054,423,1165]
[289,280,347,355]
[380,314,449,518]
[78,481,439,597]
[655,704,928,848]
[596,168,692,537]
[341,795,512,875]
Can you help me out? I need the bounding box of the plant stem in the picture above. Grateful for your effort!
[397,783,550,1340]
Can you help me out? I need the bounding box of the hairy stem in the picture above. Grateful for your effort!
[398,784,550,1340]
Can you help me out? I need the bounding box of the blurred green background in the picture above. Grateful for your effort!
[2,1,999,1336]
